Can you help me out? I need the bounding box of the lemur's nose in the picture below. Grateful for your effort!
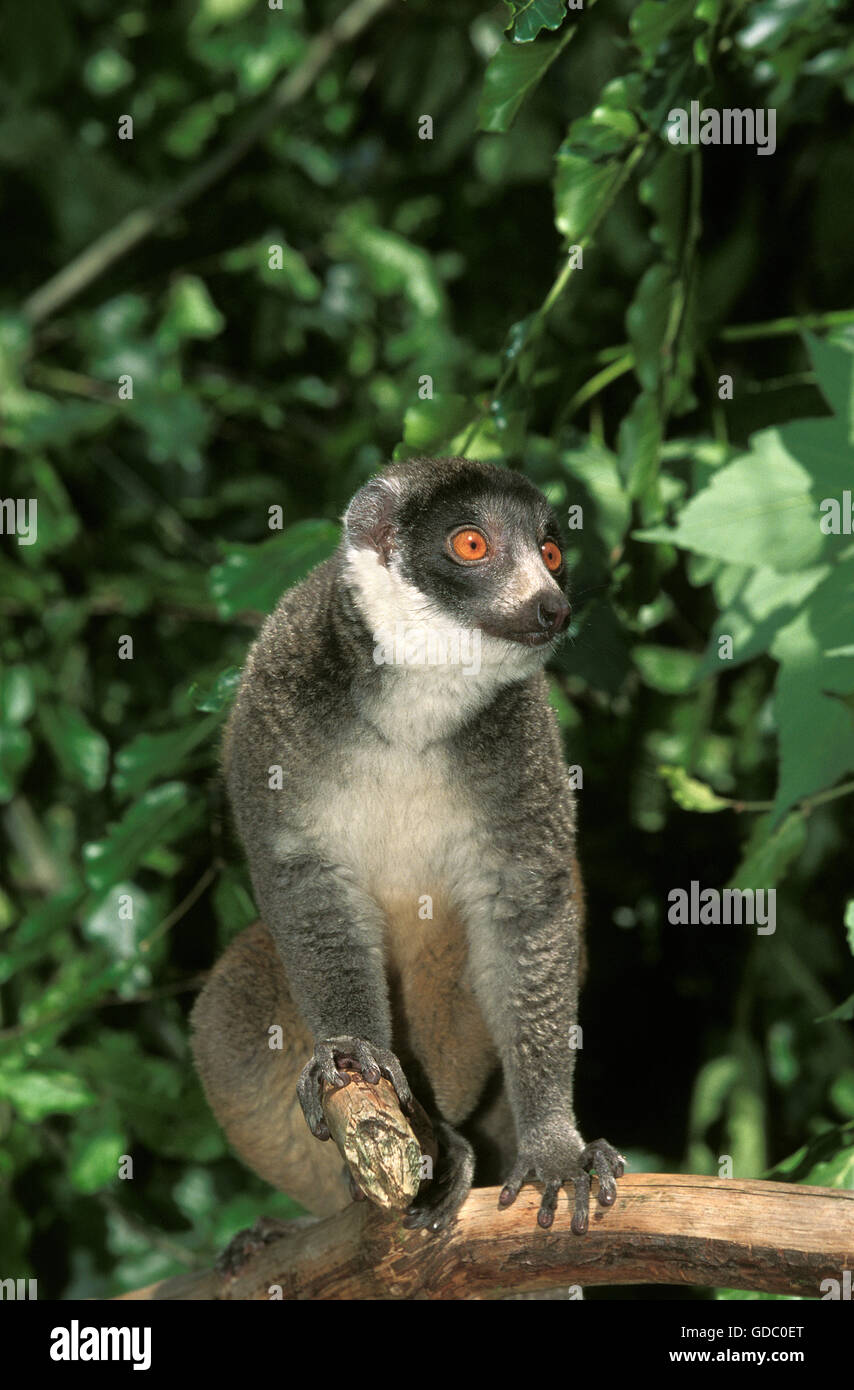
[536,596,571,635]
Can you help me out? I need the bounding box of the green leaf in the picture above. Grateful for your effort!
[820,995,854,1023]
[164,101,220,160]
[0,726,33,802]
[332,206,445,318]
[560,440,631,554]
[725,1042,767,1178]
[38,705,109,791]
[626,264,674,393]
[222,235,323,301]
[83,783,204,892]
[618,391,663,505]
[630,0,695,65]
[0,1069,97,1121]
[766,1125,854,1185]
[698,563,828,678]
[112,715,220,799]
[658,764,729,812]
[2,457,81,550]
[634,428,824,572]
[158,275,225,348]
[210,520,340,618]
[553,77,642,243]
[212,867,257,935]
[554,155,621,244]
[688,1055,739,1137]
[478,30,573,133]
[634,645,699,693]
[728,813,807,890]
[770,565,854,817]
[0,666,35,725]
[805,331,854,440]
[553,597,632,695]
[795,1144,854,1190]
[397,395,473,458]
[130,388,212,469]
[830,1071,854,1120]
[503,0,567,44]
[82,881,161,962]
[192,666,242,714]
[640,149,690,264]
[69,1124,126,1194]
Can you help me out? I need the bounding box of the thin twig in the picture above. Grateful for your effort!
[140,862,221,952]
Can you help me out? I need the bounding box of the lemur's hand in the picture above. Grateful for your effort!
[499,1118,625,1231]
[296,1036,414,1140]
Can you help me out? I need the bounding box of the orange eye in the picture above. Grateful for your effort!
[451,529,488,561]
[541,540,562,572]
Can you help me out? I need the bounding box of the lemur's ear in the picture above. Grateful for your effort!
[343,473,402,565]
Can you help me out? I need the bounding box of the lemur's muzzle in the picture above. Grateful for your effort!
[537,595,571,635]
[512,591,571,643]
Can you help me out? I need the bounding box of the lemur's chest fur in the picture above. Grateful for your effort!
[304,724,486,921]
[294,683,502,1120]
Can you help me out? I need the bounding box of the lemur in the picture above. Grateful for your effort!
[191,455,623,1236]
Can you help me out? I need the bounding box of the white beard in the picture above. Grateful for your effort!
[342,543,544,747]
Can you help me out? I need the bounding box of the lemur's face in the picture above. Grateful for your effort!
[344,460,571,652]
[395,472,570,648]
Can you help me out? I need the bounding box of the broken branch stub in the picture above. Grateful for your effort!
[321,1070,437,1211]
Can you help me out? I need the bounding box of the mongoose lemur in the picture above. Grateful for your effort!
[192,456,623,1234]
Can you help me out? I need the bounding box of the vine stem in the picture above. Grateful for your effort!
[720,308,854,341]
[563,352,635,415]
[700,776,854,816]
[565,304,854,420]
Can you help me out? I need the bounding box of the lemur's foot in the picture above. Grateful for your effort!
[402,1121,474,1234]
[215,1216,294,1277]
[297,1036,414,1140]
[498,1123,625,1232]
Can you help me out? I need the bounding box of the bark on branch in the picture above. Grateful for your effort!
[320,1069,438,1210]
[116,1174,853,1301]
[114,1079,854,1300]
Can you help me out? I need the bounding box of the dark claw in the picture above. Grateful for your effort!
[297,1037,414,1140]
[578,1139,625,1222]
[537,1178,561,1229]
[571,1169,591,1234]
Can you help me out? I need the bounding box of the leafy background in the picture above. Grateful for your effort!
[1,0,853,1300]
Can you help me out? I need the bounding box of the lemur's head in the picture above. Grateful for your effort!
[342,457,570,674]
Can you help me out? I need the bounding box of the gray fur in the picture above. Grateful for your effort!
[200,456,623,1235]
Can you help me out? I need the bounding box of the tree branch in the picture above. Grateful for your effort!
[320,1069,438,1210]
[111,1064,853,1300]
[115,1173,853,1300]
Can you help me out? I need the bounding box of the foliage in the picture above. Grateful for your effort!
[1,0,853,1299]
